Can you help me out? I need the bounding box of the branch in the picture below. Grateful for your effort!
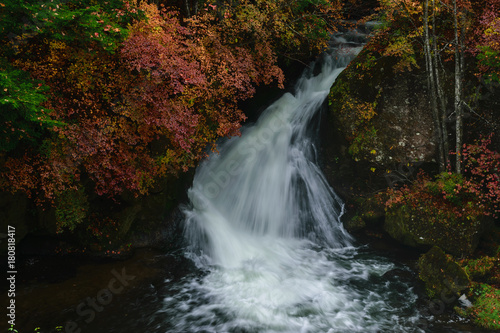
[461,101,499,130]
[278,52,312,68]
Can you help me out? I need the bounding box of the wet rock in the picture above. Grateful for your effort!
[384,205,493,256]
[343,195,385,233]
[418,246,470,300]
[382,267,415,282]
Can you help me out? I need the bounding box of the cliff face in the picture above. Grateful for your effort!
[0,171,192,256]
[326,47,437,170]
[320,47,438,233]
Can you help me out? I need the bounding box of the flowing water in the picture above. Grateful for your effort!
[154,34,426,333]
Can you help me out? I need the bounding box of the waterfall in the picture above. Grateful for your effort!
[159,32,424,333]
[184,43,356,268]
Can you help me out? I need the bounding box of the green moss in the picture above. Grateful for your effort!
[328,48,383,162]
[418,246,470,299]
[383,170,495,256]
[425,172,470,207]
[345,214,366,232]
[384,203,487,256]
[463,257,497,280]
[347,125,378,158]
[456,283,500,330]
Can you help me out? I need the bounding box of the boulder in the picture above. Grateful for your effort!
[418,246,470,299]
[384,204,493,256]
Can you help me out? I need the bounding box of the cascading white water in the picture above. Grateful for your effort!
[159,33,425,333]
[184,45,355,268]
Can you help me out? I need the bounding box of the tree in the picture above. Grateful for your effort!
[0,0,293,207]
[423,0,447,171]
[475,0,500,83]
[378,0,495,173]
[0,61,62,153]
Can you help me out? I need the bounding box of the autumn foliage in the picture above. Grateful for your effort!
[0,0,343,230]
[385,136,500,220]
[475,0,500,82]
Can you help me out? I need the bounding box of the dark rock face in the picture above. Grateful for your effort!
[321,46,438,239]
[321,43,497,254]
[0,192,30,249]
[372,78,436,165]
[327,47,437,167]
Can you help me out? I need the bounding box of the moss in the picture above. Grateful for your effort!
[463,257,498,281]
[454,242,500,329]
[345,214,366,232]
[328,37,435,169]
[384,203,489,256]
[360,195,385,221]
[418,246,470,299]
[456,283,500,330]
[384,205,420,248]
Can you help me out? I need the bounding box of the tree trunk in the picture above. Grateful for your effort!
[185,0,191,17]
[453,0,463,174]
[424,0,446,172]
[193,0,199,16]
[432,0,449,169]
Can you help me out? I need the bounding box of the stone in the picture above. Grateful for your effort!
[384,204,492,256]
[418,246,470,300]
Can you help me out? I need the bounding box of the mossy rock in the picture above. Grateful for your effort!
[328,45,436,166]
[344,195,385,232]
[345,214,366,232]
[418,246,470,300]
[456,283,500,330]
[359,195,385,222]
[384,204,492,256]
[461,256,500,286]
[463,257,498,280]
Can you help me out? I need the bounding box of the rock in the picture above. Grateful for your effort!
[343,195,385,232]
[327,47,436,167]
[455,283,500,330]
[382,268,415,281]
[344,214,366,232]
[462,256,500,285]
[384,204,492,256]
[115,203,142,238]
[322,45,439,239]
[418,246,470,300]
